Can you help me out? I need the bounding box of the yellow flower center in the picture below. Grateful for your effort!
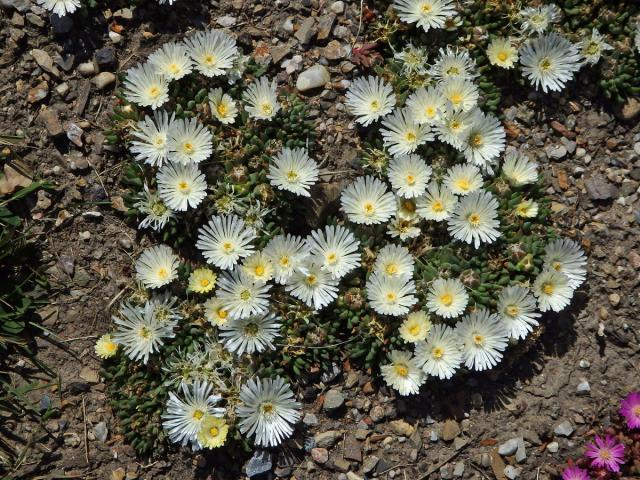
[539,57,552,71]
[217,103,228,117]
[470,134,483,147]
[456,178,470,191]
[450,93,463,105]
[157,267,169,279]
[450,120,462,131]
[599,449,612,460]
[204,54,216,66]
[405,174,416,185]
[409,324,421,336]
[425,106,435,117]
[168,63,181,75]
[394,364,409,377]
[306,274,317,286]
[432,346,444,359]
[363,202,375,215]
[260,103,273,116]
[506,305,520,317]
[542,283,555,295]
[286,170,299,181]
[497,51,508,62]
[370,99,380,111]
[402,199,416,213]
[222,242,234,253]
[183,142,195,155]
[473,334,484,346]
[148,85,161,98]
[585,43,599,56]
[326,252,338,264]
[432,200,444,212]
[405,131,417,142]
[279,256,290,267]
[420,2,432,14]
[178,181,190,192]
[200,278,210,287]
[193,409,204,420]
[217,308,228,319]
[209,427,219,437]
[240,289,252,301]
[255,265,266,276]
[385,263,398,275]
[261,403,274,414]
[468,213,481,226]
[105,341,117,352]
[154,136,165,147]
[439,293,453,306]
[552,261,562,271]
[633,405,640,416]
[386,292,397,302]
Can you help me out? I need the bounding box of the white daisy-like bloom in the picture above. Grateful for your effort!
[219,313,281,356]
[243,77,281,121]
[381,108,434,157]
[340,176,397,225]
[581,29,613,65]
[387,154,432,198]
[196,215,256,270]
[167,118,213,165]
[399,311,431,343]
[227,53,250,84]
[184,29,238,77]
[455,309,509,371]
[416,181,457,221]
[208,88,238,124]
[414,324,462,379]
[502,151,539,186]
[487,37,519,69]
[204,297,230,327]
[443,163,484,196]
[148,42,194,81]
[156,162,208,211]
[134,184,175,231]
[285,261,339,311]
[242,252,274,285]
[267,147,319,197]
[135,245,179,289]
[37,0,80,18]
[306,225,361,279]
[147,293,181,323]
[434,109,475,148]
[394,43,430,76]
[519,33,583,93]
[236,376,301,448]
[387,216,422,241]
[393,0,456,33]
[429,46,477,81]
[130,110,175,167]
[217,269,271,319]
[396,196,419,221]
[518,4,562,34]
[344,76,396,126]
[373,243,415,279]
[448,190,501,248]
[426,277,468,318]
[497,286,541,340]
[543,238,587,289]
[380,350,425,396]
[367,272,417,316]
[112,302,176,364]
[515,199,539,218]
[123,63,169,110]
[439,78,479,112]
[263,234,309,284]
[533,269,573,312]
[162,380,225,448]
[462,110,506,169]
[406,86,447,125]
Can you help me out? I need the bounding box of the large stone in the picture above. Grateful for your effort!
[314,430,342,448]
[245,450,273,478]
[553,421,574,437]
[316,14,336,40]
[441,420,461,442]
[30,49,61,77]
[296,65,330,92]
[498,438,519,456]
[92,72,116,90]
[585,176,618,201]
[311,448,328,464]
[294,17,316,44]
[620,96,640,121]
[323,389,345,414]
[389,419,414,437]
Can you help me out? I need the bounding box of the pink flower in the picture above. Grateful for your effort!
[584,435,625,473]
[562,465,590,480]
[620,391,640,430]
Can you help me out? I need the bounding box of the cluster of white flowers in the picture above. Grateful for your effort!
[37,0,180,17]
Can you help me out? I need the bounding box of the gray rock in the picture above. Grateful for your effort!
[585,176,619,200]
[498,438,519,456]
[554,421,574,437]
[546,441,559,453]
[545,144,567,160]
[0,0,30,12]
[363,456,379,474]
[303,413,318,426]
[294,17,316,44]
[576,379,591,395]
[245,450,273,478]
[217,15,236,27]
[430,429,439,442]
[30,49,61,77]
[92,72,116,90]
[296,65,330,92]
[323,389,345,413]
[504,466,521,479]
[515,438,527,463]
[314,430,342,448]
[316,14,336,40]
[330,1,345,13]
[39,108,64,137]
[93,422,108,442]
[94,47,116,68]
[78,61,96,76]
[453,462,465,477]
[440,465,452,480]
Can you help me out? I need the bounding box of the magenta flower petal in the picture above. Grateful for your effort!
[620,391,640,430]
[562,465,590,480]
[584,435,625,473]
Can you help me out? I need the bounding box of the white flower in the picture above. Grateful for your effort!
[204,297,231,327]
[502,151,538,186]
[387,216,420,241]
[462,110,505,170]
[399,311,432,343]
[396,196,419,221]
[267,147,319,197]
[130,110,175,167]
[306,225,361,279]
[429,46,477,81]
[112,302,176,364]
[426,277,468,318]
[167,118,213,165]
[95,334,118,359]
[157,162,208,211]
[147,292,181,323]
[134,184,175,231]
[227,53,250,84]
[380,350,425,396]
[519,33,583,93]
[440,78,479,112]
[448,190,501,248]
[533,269,573,312]
[196,215,255,270]
[497,286,541,340]
[236,376,301,448]
[515,199,539,218]
[519,4,562,34]
[367,272,417,316]
[394,43,429,75]
[406,86,446,125]
[263,234,309,285]
[148,41,194,81]
[345,76,396,126]
[242,252,274,285]
[414,324,462,379]
[387,154,432,198]
[443,163,484,196]
[416,181,457,221]
[581,29,612,65]
[123,63,169,109]
[455,309,509,371]
[340,176,396,225]
[162,381,225,448]
[208,88,238,124]
[37,0,80,18]
[285,261,339,310]
[243,77,281,120]
[185,29,238,77]
[217,269,271,319]
[373,243,415,279]
[188,268,217,294]
[135,245,179,289]
[219,313,281,355]
[434,109,475,148]
[393,0,456,32]
[543,238,586,289]
[487,37,519,69]
[381,108,433,156]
